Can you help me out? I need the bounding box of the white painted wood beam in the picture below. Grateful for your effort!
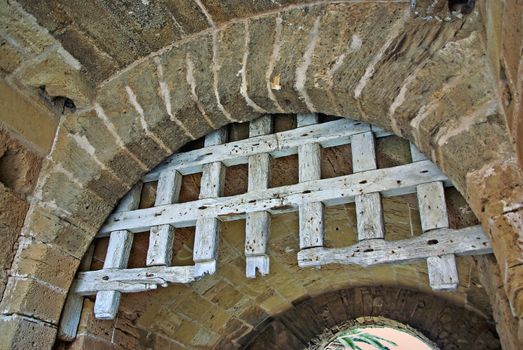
[146,168,182,266]
[193,128,227,277]
[352,131,384,241]
[73,265,196,295]
[98,160,450,235]
[94,183,142,320]
[297,114,324,249]
[143,119,388,180]
[58,244,94,341]
[417,181,458,291]
[245,116,272,278]
[297,225,491,267]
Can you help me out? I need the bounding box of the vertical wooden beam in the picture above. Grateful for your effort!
[297,114,324,249]
[94,183,142,319]
[417,181,458,291]
[352,131,384,241]
[193,128,227,277]
[146,168,182,266]
[58,244,95,341]
[245,116,272,278]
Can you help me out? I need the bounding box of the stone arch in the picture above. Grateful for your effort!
[245,286,500,349]
[2,1,521,348]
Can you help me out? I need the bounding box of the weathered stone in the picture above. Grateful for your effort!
[0,38,23,74]
[36,163,114,232]
[0,183,28,296]
[244,15,280,113]
[18,50,95,108]
[10,237,79,290]
[477,255,523,350]
[0,80,58,154]
[49,125,129,204]
[0,1,55,56]
[159,0,210,34]
[216,22,258,122]
[0,314,57,350]
[55,27,119,84]
[269,6,324,113]
[21,204,92,259]
[0,277,66,323]
[201,0,302,24]
[0,128,42,196]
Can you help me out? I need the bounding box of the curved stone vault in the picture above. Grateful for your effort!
[0,0,522,349]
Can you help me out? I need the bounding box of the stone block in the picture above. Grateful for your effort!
[76,299,114,341]
[0,80,57,154]
[124,60,192,153]
[63,110,144,187]
[11,237,79,290]
[0,3,55,56]
[159,0,210,34]
[0,127,43,196]
[49,125,129,204]
[0,37,23,74]
[18,50,95,108]
[200,0,301,24]
[0,277,66,324]
[36,165,114,232]
[21,204,92,259]
[216,22,258,122]
[0,314,57,350]
[68,335,114,350]
[55,27,119,84]
[268,6,323,113]
[467,157,523,219]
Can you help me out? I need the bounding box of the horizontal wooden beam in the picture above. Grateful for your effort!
[297,225,491,268]
[144,119,392,181]
[98,160,449,236]
[73,266,196,295]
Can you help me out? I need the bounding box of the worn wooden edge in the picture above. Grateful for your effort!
[98,160,449,236]
[297,225,491,268]
[144,119,393,181]
[73,266,197,295]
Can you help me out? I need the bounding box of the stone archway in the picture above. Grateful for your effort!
[1,2,521,349]
[245,287,500,349]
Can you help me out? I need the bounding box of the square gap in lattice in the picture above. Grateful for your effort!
[324,203,358,248]
[375,135,412,169]
[178,173,202,203]
[138,181,158,209]
[270,154,299,188]
[321,144,353,179]
[178,137,205,153]
[382,193,423,242]
[228,122,250,142]
[318,114,342,124]
[171,227,196,267]
[273,114,297,133]
[224,163,248,197]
